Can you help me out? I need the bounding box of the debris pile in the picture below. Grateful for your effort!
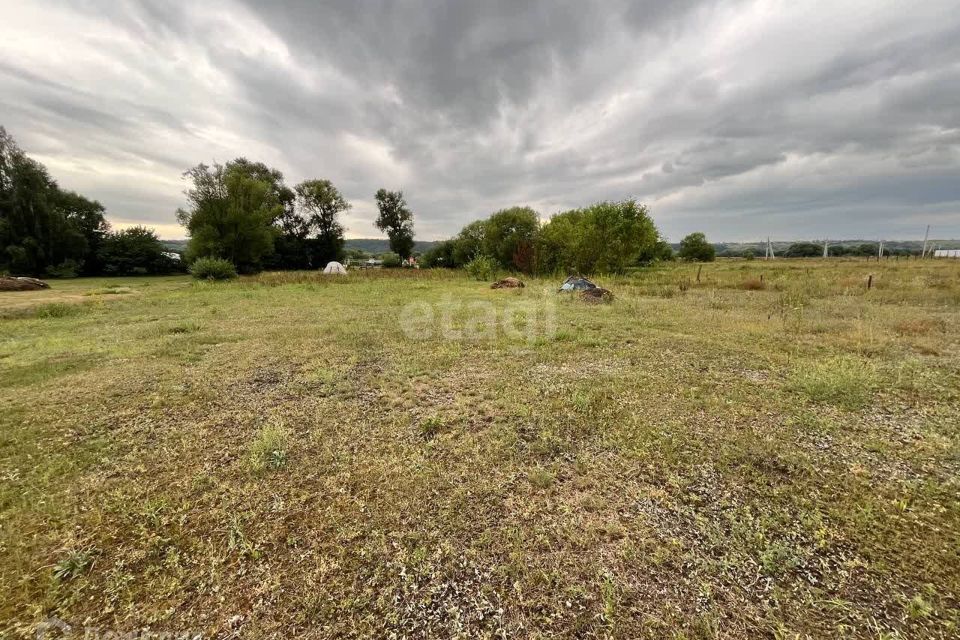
[580,287,614,303]
[491,277,525,289]
[558,276,597,292]
[0,276,50,292]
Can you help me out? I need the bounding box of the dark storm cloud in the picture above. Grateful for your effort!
[1,0,958,240]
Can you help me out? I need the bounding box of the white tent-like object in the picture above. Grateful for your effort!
[322,261,348,274]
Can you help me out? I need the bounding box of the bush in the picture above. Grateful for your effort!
[189,257,237,280]
[678,232,716,262]
[381,252,402,268]
[45,259,80,278]
[464,255,498,281]
[536,200,659,274]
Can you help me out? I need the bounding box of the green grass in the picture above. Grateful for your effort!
[1,260,959,638]
[788,356,878,408]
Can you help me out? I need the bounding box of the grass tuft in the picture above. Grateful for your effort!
[53,548,94,582]
[788,356,877,408]
[248,421,290,472]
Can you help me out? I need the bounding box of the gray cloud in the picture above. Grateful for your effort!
[1,0,958,241]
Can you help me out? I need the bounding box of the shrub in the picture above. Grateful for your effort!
[381,252,402,268]
[464,255,499,281]
[678,232,716,262]
[45,259,80,278]
[189,257,237,281]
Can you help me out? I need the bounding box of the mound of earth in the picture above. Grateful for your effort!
[580,287,613,303]
[0,276,50,292]
[491,277,525,289]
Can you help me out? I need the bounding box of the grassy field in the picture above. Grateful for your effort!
[2,260,959,638]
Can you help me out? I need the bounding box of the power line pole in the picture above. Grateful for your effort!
[921,225,930,258]
[823,239,829,258]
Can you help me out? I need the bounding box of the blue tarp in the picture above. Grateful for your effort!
[559,276,597,291]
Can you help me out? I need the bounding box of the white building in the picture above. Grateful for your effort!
[933,249,960,258]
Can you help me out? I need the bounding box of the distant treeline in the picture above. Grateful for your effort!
[420,202,676,274]
[714,240,959,258]
[3,124,955,279]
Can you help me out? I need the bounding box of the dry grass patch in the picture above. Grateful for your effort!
[2,262,960,638]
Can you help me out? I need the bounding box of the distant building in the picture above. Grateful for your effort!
[933,249,960,258]
[162,252,182,261]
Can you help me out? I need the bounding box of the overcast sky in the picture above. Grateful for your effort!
[2,0,959,242]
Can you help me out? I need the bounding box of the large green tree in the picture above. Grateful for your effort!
[536,200,659,274]
[295,179,348,265]
[0,126,107,276]
[374,189,415,259]
[98,226,176,275]
[451,219,487,267]
[482,206,539,272]
[176,160,283,273]
[678,232,716,262]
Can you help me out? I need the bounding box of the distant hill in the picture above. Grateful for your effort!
[161,239,188,254]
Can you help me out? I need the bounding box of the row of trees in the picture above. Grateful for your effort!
[1,127,181,277]
[1,127,417,277]
[3,123,712,278]
[421,202,714,274]
[175,158,415,273]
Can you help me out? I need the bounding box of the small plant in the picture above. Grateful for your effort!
[189,257,237,281]
[227,516,261,559]
[906,593,934,619]
[788,356,877,409]
[53,548,94,581]
[248,421,290,471]
[167,321,202,334]
[759,543,797,577]
[419,415,446,440]
[528,468,555,489]
[464,255,499,281]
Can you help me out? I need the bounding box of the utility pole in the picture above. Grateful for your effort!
[921,225,930,258]
[823,239,829,258]
[878,241,884,261]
